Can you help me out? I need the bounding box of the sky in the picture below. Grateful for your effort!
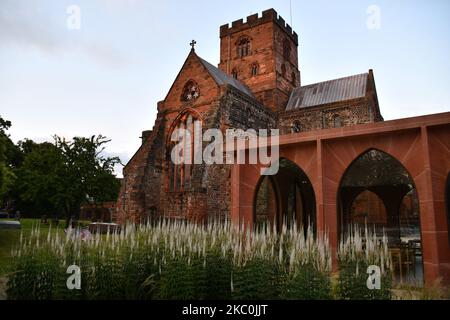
[1,0,449,176]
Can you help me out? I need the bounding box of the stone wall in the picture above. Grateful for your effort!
[278,97,382,134]
[218,9,298,111]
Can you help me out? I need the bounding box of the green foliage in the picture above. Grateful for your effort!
[13,142,66,217]
[0,116,17,200]
[0,162,15,198]
[11,135,120,220]
[6,220,394,300]
[6,221,323,300]
[337,261,391,300]
[337,225,392,300]
[231,258,281,300]
[284,263,332,299]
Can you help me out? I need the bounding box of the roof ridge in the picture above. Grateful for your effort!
[197,55,254,97]
[299,72,368,88]
[286,72,369,111]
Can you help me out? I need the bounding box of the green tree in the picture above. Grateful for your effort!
[13,142,66,217]
[13,135,121,222]
[55,135,121,222]
[0,116,16,203]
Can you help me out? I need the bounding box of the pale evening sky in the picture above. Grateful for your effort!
[0,0,449,176]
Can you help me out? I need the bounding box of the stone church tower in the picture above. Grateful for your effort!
[116,8,382,223]
[218,9,300,111]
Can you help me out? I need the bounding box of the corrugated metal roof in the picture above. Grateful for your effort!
[286,73,368,111]
[198,57,255,98]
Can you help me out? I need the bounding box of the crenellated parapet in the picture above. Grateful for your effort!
[219,9,298,45]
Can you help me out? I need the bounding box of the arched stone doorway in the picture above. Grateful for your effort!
[338,149,423,285]
[254,158,316,232]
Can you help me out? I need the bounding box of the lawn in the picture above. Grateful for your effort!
[0,219,66,275]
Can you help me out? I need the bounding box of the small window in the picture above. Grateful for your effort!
[181,80,200,102]
[236,36,250,58]
[251,63,259,76]
[291,72,296,85]
[291,120,301,133]
[232,68,238,79]
[333,114,342,128]
[281,64,286,77]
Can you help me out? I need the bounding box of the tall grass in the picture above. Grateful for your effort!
[337,224,392,299]
[6,219,390,300]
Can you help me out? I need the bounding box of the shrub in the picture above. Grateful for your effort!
[7,219,392,300]
[337,225,392,300]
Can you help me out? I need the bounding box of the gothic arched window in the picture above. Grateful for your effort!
[236,36,250,58]
[181,80,200,102]
[167,111,201,192]
[283,39,291,60]
[251,63,259,76]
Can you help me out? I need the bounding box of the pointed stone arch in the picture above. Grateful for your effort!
[166,108,202,192]
[337,148,423,284]
[254,157,317,232]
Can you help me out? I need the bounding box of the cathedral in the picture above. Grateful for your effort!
[116,8,383,223]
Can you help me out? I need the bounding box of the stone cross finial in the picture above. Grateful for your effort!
[190,39,196,50]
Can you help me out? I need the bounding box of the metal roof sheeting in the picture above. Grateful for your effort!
[286,73,368,111]
[198,57,255,98]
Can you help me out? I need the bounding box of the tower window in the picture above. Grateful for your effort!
[251,63,259,76]
[291,72,296,85]
[283,39,291,60]
[181,80,200,102]
[236,36,250,58]
[231,68,238,79]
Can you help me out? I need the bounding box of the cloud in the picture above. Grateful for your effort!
[0,0,129,68]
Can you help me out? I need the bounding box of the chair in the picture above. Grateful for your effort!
[409,239,422,257]
[389,247,403,283]
[400,242,415,281]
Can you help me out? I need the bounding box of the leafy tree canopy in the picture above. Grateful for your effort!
[12,134,121,221]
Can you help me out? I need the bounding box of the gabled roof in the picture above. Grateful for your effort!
[164,50,255,102]
[197,56,254,98]
[286,73,368,111]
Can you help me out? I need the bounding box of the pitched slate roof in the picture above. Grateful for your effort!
[286,73,368,111]
[197,56,255,98]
